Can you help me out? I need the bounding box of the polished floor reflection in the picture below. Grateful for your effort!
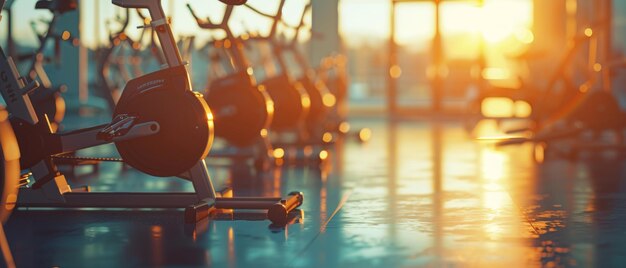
[5,118,626,267]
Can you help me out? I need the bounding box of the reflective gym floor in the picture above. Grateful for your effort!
[5,116,626,267]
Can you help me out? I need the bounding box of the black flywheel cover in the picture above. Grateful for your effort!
[206,72,272,147]
[263,74,310,131]
[114,88,213,177]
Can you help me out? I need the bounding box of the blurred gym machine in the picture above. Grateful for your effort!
[93,8,133,111]
[495,0,626,160]
[467,0,602,126]
[177,34,195,77]
[470,22,606,128]
[186,2,275,171]
[92,7,168,112]
[2,0,77,130]
[243,0,336,165]
[274,3,336,144]
[278,3,370,144]
[0,0,302,225]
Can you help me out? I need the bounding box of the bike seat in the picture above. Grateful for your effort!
[35,0,77,14]
[219,0,247,5]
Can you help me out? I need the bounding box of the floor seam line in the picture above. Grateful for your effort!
[507,191,542,236]
[287,189,353,267]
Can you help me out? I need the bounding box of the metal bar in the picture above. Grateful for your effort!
[267,192,303,224]
[215,198,280,209]
[60,121,158,153]
[147,3,183,68]
[187,160,217,200]
[216,197,282,202]
[0,53,39,124]
[17,191,202,208]
[113,0,183,68]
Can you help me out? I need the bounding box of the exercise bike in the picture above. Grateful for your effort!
[186,3,275,170]
[1,0,302,225]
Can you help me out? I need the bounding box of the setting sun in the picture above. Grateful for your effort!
[477,0,534,43]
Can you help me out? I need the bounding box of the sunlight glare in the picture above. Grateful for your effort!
[481,148,507,182]
[478,1,533,43]
[482,97,514,118]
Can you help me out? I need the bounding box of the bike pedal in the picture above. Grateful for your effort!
[71,186,90,193]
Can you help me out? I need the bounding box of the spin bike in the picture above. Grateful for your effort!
[1,0,302,225]
[186,3,275,170]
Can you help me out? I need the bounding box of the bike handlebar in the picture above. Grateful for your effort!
[185,3,218,29]
[107,9,130,39]
[243,3,275,19]
[186,3,234,32]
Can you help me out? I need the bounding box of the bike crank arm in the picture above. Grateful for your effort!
[59,120,160,153]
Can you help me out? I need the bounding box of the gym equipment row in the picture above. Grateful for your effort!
[0,0,314,229]
[84,0,365,169]
[2,0,72,131]
[0,0,367,172]
[0,0,371,264]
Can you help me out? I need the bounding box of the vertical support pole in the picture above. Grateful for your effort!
[310,0,341,66]
[431,0,443,113]
[388,0,398,116]
[600,0,613,92]
[76,0,100,106]
[78,0,88,107]
[188,160,217,200]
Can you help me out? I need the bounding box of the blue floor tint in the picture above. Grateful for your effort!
[5,118,626,267]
